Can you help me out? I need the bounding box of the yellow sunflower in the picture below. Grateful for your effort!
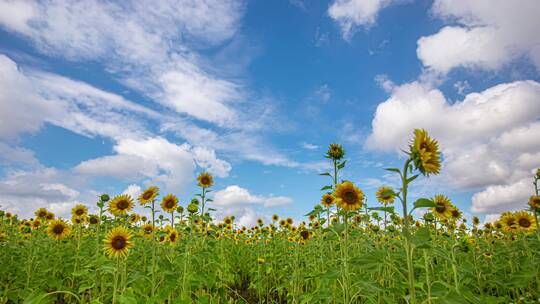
[103,226,133,258]
[514,211,536,233]
[45,211,55,221]
[71,204,88,219]
[410,129,441,176]
[168,230,179,244]
[138,186,159,205]
[141,223,154,237]
[326,143,345,160]
[161,194,178,213]
[528,195,540,211]
[272,214,279,222]
[47,219,71,240]
[333,181,364,211]
[430,195,453,220]
[88,215,100,225]
[450,207,462,221]
[375,186,395,205]
[130,213,141,224]
[108,194,134,216]
[197,172,214,188]
[35,208,49,219]
[500,212,518,233]
[320,193,335,208]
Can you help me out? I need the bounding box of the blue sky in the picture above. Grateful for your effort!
[1,0,539,226]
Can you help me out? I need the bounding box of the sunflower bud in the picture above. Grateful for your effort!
[100,194,110,202]
[536,168,540,179]
[326,143,345,160]
[187,203,199,214]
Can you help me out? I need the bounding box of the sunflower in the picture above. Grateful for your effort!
[410,129,441,176]
[161,194,178,213]
[450,207,462,221]
[514,211,536,233]
[197,172,214,188]
[333,181,364,211]
[528,196,540,211]
[47,219,70,240]
[88,215,100,225]
[45,212,55,221]
[138,186,159,205]
[141,223,154,237]
[326,143,345,160]
[500,212,518,233]
[286,218,294,226]
[71,204,88,219]
[103,227,133,258]
[35,208,49,219]
[321,193,335,208]
[168,230,179,244]
[129,213,141,224]
[109,195,134,216]
[272,214,279,222]
[430,195,453,220]
[375,186,395,205]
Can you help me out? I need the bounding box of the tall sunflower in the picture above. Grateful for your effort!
[161,194,178,213]
[103,227,133,258]
[320,193,335,208]
[197,172,214,188]
[47,219,70,240]
[333,181,364,211]
[326,143,345,160]
[514,211,536,233]
[430,195,453,220]
[71,204,88,219]
[109,195,134,216]
[375,186,395,205]
[410,129,441,176]
[138,186,159,205]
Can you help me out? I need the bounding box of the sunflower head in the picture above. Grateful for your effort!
[141,223,154,237]
[450,207,462,221]
[168,230,179,244]
[108,195,134,216]
[104,226,133,258]
[89,215,100,225]
[35,208,49,219]
[138,186,159,205]
[272,214,279,222]
[47,219,70,240]
[409,129,441,176]
[45,212,55,221]
[130,213,141,224]
[536,168,540,179]
[161,194,178,213]
[528,196,540,211]
[333,181,364,211]
[472,216,480,226]
[375,186,395,205]
[71,204,88,219]
[197,172,214,188]
[430,195,453,220]
[514,211,536,233]
[326,143,345,160]
[321,193,335,208]
[500,212,518,233]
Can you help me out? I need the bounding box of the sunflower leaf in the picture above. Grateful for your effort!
[337,161,346,169]
[319,172,332,177]
[368,206,395,213]
[384,168,401,174]
[413,198,437,209]
[320,185,333,191]
[406,174,419,183]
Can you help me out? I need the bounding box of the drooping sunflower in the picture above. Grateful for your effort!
[197,172,214,188]
[528,195,540,211]
[47,219,71,240]
[499,212,518,233]
[514,211,536,233]
[161,194,178,213]
[35,208,49,219]
[430,195,453,220]
[321,193,335,208]
[333,181,364,211]
[71,204,88,219]
[138,186,159,205]
[410,129,441,176]
[108,194,134,216]
[375,186,395,205]
[103,226,133,258]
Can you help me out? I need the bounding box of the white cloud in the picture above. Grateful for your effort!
[122,184,142,199]
[301,142,319,150]
[313,84,331,103]
[328,0,405,39]
[212,185,292,208]
[0,143,39,167]
[471,178,532,213]
[191,146,232,178]
[366,80,540,213]
[375,74,395,93]
[417,0,540,73]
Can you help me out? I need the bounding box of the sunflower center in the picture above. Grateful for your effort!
[39,211,47,217]
[142,191,153,200]
[451,210,459,217]
[165,199,175,208]
[300,230,309,240]
[342,190,358,204]
[53,224,64,234]
[117,200,129,210]
[90,218,98,224]
[170,233,177,242]
[519,218,531,228]
[201,177,210,185]
[111,236,127,249]
[325,197,333,204]
[75,209,84,216]
[435,204,446,213]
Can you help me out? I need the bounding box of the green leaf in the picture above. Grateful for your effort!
[368,206,395,213]
[384,168,401,174]
[320,185,333,191]
[413,198,436,209]
[319,172,332,177]
[337,160,346,169]
[406,174,419,183]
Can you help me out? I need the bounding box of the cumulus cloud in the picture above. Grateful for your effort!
[471,178,532,213]
[212,185,292,207]
[417,0,540,73]
[328,0,406,39]
[366,80,540,213]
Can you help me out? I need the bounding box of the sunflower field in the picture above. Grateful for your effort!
[1,129,539,304]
